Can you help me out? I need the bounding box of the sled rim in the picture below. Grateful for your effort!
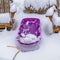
[17,40,40,45]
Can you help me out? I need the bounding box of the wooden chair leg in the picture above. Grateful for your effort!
[11,12,15,18]
[53,26,60,33]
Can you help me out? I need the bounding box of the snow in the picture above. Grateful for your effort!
[0,13,11,23]
[46,6,56,16]
[10,4,17,12]
[52,11,60,26]
[0,12,54,60]
[24,0,50,10]
[20,34,38,43]
[24,0,56,11]
[0,0,60,60]
[50,0,56,6]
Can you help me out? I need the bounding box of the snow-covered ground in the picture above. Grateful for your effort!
[0,0,60,60]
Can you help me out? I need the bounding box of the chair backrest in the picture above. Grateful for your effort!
[0,0,10,13]
[18,18,41,37]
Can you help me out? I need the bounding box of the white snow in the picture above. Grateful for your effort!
[24,0,50,10]
[21,33,26,38]
[50,0,56,6]
[20,34,38,43]
[24,0,56,11]
[0,13,11,23]
[0,12,54,60]
[0,0,60,60]
[46,6,56,16]
[10,4,17,12]
[52,11,60,26]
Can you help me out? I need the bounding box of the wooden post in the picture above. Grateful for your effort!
[52,0,60,33]
[0,0,4,13]
[4,0,10,13]
[57,0,60,16]
[11,12,15,18]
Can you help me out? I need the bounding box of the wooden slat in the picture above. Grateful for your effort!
[0,0,10,13]
[4,0,10,13]
[0,19,14,29]
[0,24,12,28]
[57,0,60,16]
[57,0,59,8]
[0,0,4,13]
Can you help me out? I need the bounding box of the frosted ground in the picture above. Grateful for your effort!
[0,0,60,60]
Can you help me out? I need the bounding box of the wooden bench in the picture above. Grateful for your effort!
[0,0,15,31]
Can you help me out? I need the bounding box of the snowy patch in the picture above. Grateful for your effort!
[20,34,38,43]
[46,6,56,16]
[0,13,11,23]
[50,0,56,6]
[10,4,17,12]
[52,11,60,26]
[24,0,56,11]
[24,0,49,10]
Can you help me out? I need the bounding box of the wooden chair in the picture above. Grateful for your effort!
[0,0,15,31]
[46,0,60,33]
[53,0,60,33]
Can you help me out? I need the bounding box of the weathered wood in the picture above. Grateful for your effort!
[53,26,60,33]
[11,12,15,18]
[0,19,14,29]
[56,0,60,16]
[0,0,10,13]
[4,0,10,12]
[57,0,59,8]
[46,16,53,22]
[24,6,48,14]
[0,0,15,31]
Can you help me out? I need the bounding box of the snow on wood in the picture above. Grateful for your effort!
[0,0,10,13]
[10,4,17,12]
[24,0,56,11]
[0,13,11,23]
[57,0,60,16]
[46,6,56,16]
[52,11,60,26]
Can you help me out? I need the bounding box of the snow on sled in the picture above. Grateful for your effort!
[17,18,41,51]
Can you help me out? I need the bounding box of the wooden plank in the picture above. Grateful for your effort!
[0,0,2,12]
[0,0,4,13]
[0,24,13,28]
[58,10,60,16]
[4,0,10,13]
[0,18,14,28]
[0,0,10,13]
[4,0,9,3]
[57,0,60,16]
[4,4,10,12]
[57,0,59,8]
[57,0,60,8]
[53,26,60,33]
